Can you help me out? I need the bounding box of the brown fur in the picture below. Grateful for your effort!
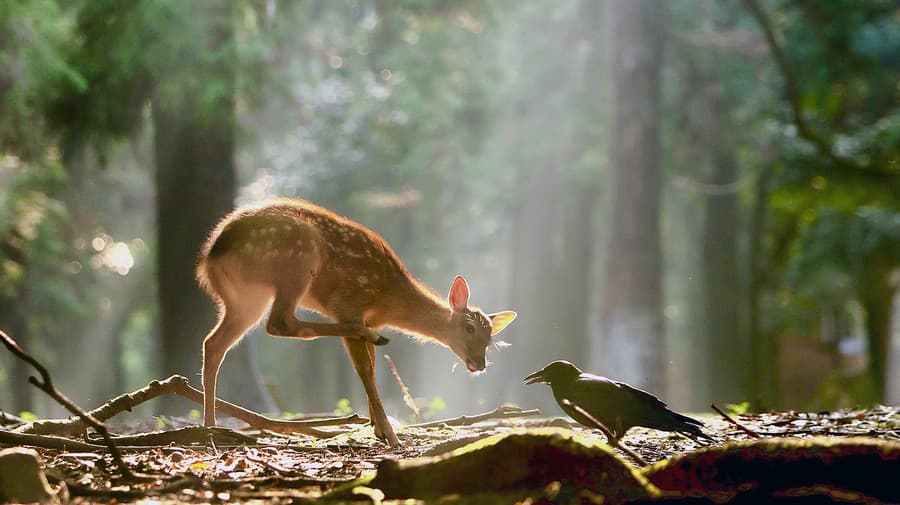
[195,198,515,446]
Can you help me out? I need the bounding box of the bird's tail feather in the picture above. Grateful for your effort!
[670,411,714,442]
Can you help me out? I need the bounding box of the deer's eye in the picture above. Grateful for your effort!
[465,322,475,334]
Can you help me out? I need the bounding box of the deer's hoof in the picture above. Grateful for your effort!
[373,335,390,346]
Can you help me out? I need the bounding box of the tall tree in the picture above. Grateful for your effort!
[746,0,900,401]
[42,0,275,412]
[699,90,747,403]
[152,1,272,413]
[500,0,600,409]
[595,0,665,392]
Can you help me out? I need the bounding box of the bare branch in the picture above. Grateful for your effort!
[0,429,108,451]
[167,376,366,436]
[0,329,144,480]
[711,403,761,438]
[742,0,892,177]
[409,405,540,429]
[384,354,420,423]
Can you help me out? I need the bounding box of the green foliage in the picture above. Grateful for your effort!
[17,410,38,421]
[726,402,750,417]
[0,0,896,414]
[788,206,900,295]
[0,0,82,155]
[334,398,353,416]
[423,396,447,419]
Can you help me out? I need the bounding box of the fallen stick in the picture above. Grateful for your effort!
[18,374,367,438]
[167,377,366,437]
[711,403,761,438]
[62,474,202,501]
[0,329,147,480]
[102,426,259,446]
[18,375,193,435]
[0,429,109,451]
[0,410,26,426]
[409,405,541,429]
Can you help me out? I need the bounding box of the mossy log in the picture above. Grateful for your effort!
[331,428,657,502]
[643,436,900,503]
[331,430,900,504]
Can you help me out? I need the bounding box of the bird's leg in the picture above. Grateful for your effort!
[562,399,648,466]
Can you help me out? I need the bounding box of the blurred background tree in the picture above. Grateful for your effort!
[0,0,897,421]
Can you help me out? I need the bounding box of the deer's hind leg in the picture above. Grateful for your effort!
[201,262,271,427]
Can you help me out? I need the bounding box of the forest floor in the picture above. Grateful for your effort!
[3,404,899,504]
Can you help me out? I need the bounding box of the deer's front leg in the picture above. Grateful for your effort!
[265,292,388,345]
[343,338,400,446]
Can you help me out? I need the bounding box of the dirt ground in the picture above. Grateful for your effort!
[7,404,896,503]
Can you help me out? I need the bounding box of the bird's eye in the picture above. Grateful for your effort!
[465,322,475,334]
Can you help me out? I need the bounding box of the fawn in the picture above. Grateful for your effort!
[196,198,516,446]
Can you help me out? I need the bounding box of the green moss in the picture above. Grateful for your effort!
[329,428,657,502]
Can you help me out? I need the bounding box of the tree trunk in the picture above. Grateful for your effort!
[700,87,748,404]
[504,165,565,410]
[558,184,598,363]
[0,280,31,413]
[748,167,775,410]
[859,260,896,401]
[0,227,32,412]
[594,0,665,393]
[153,2,273,415]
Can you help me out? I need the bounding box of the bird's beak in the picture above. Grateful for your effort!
[523,369,548,385]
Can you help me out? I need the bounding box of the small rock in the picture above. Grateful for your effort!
[0,447,57,504]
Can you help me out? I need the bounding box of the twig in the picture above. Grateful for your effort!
[409,405,540,429]
[18,374,193,435]
[384,354,420,423]
[0,410,26,425]
[167,377,366,436]
[0,428,109,451]
[18,374,367,438]
[208,473,351,490]
[562,399,649,467]
[0,329,145,480]
[671,172,759,196]
[101,426,258,446]
[711,403,761,438]
[62,474,202,500]
[244,451,295,476]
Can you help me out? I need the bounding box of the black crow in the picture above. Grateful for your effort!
[524,360,712,444]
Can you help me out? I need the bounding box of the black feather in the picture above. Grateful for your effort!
[524,360,713,443]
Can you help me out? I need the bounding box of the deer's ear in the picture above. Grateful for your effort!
[489,311,517,335]
[448,275,470,312]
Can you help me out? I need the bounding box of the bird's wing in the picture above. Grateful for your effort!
[564,374,622,423]
[608,378,670,408]
[609,378,705,428]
